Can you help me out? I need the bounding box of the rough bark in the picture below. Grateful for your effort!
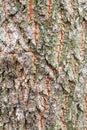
[0,0,87,130]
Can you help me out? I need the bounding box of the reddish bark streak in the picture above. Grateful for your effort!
[39,112,44,130]
[43,96,47,112]
[33,53,37,72]
[26,101,29,110]
[60,30,64,41]
[34,22,38,44]
[3,0,6,16]
[85,93,87,124]
[47,0,53,18]
[3,1,11,41]
[38,95,47,130]
[39,97,47,129]
[73,62,78,74]
[60,115,66,130]
[5,22,12,41]
[57,10,66,63]
[20,69,24,77]
[33,54,37,65]
[29,46,37,72]
[80,20,85,56]
[5,123,9,130]
[69,0,74,14]
[45,75,51,95]
[62,21,66,28]
[61,96,67,129]
[57,30,64,63]
[85,81,87,128]
[29,0,33,21]
[21,88,24,100]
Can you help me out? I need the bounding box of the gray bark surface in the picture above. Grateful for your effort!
[0,0,87,130]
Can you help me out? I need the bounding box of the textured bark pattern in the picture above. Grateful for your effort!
[0,0,87,130]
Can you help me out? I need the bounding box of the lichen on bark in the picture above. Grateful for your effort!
[0,0,87,130]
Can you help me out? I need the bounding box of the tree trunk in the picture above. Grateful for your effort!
[0,0,87,130]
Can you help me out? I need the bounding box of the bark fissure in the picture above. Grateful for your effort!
[0,0,87,130]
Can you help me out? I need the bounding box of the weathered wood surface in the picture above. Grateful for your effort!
[0,0,87,130]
